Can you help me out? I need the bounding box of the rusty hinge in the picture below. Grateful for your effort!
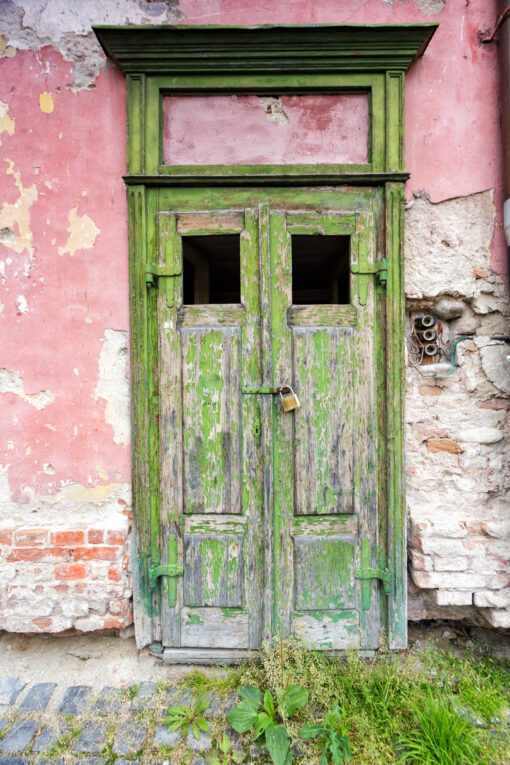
[354,567,392,594]
[355,538,393,610]
[148,536,183,607]
[145,263,181,286]
[351,258,388,286]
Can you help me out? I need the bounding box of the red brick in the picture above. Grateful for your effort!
[108,598,128,616]
[426,438,463,454]
[108,567,121,582]
[53,584,69,594]
[88,529,104,544]
[55,563,86,580]
[74,547,118,561]
[106,529,126,545]
[43,548,73,560]
[50,530,85,546]
[122,554,129,570]
[13,529,48,546]
[7,548,44,562]
[480,398,510,410]
[32,618,52,630]
[0,530,13,545]
[102,616,124,629]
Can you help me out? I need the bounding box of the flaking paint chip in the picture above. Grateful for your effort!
[39,92,54,114]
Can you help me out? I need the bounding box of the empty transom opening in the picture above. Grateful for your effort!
[292,235,350,304]
[182,235,241,304]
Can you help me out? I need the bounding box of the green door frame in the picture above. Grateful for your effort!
[94,23,438,652]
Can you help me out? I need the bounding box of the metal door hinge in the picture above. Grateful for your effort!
[356,538,393,610]
[351,258,388,286]
[149,563,184,582]
[148,536,182,607]
[354,566,392,595]
[145,264,181,286]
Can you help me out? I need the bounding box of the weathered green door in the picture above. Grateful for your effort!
[151,187,390,659]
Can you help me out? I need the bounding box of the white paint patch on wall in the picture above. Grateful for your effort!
[58,205,100,257]
[404,191,496,299]
[0,368,54,409]
[94,330,131,446]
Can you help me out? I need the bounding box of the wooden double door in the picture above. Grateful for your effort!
[148,187,393,658]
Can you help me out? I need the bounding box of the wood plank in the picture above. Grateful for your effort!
[162,648,256,665]
[288,305,357,328]
[291,610,360,650]
[294,537,356,611]
[269,209,294,638]
[177,211,245,234]
[157,210,183,647]
[241,208,265,649]
[291,514,358,536]
[178,305,246,327]
[181,607,249,648]
[286,211,356,235]
[182,327,242,514]
[293,327,355,515]
[183,535,244,607]
[184,515,247,535]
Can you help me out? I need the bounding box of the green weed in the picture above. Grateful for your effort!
[396,693,482,764]
[179,668,242,695]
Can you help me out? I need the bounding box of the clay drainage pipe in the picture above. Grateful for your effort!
[482,3,510,273]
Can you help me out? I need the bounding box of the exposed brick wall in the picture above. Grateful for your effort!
[0,517,132,633]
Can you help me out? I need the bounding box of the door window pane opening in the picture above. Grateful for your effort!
[182,234,241,304]
[291,235,350,305]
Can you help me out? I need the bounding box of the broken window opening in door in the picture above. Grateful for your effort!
[182,234,241,304]
[292,235,350,304]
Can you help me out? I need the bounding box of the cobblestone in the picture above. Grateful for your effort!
[0,721,39,754]
[131,681,158,711]
[19,684,56,713]
[112,722,148,756]
[72,722,108,754]
[0,676,265,764]
[57,686,92,715]
[0,679,26,708]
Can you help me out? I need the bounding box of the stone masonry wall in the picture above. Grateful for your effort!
[0,0,508,636]
[405,192,510,628]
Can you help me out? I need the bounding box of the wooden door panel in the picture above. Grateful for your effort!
[293,536,356,610]
[181,326,242,515]
[293,327,355,515]
[184,534,244,607]
[291,611,360,650]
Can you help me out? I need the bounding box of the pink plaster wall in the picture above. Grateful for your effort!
[163,94,369,165]
[0,0,506,540]
[0,49,129,498]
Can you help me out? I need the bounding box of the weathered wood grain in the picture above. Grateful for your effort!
[291,514,358,536]
[184,534,244,607]
[182,327,242,515]
[177,211,245,234]
[291,611,360,650]
[181,607,250,648]
[178,305,246,327]
[294,537,356,610]
[288,305,357,327]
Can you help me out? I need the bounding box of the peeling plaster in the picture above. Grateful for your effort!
[94,330,130,447]
[404,191,497,299]
[0,159,38,258]
[0,101,14,144]
[39,91,53,113]
[258,97,289,126]
[0,0,184,90]
[0,368,54,409]
[58,205,99,257]
[0,465,130,527]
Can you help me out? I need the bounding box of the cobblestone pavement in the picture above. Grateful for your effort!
[0,676,256,764]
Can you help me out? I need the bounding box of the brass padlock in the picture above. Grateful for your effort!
[279,385,300,412]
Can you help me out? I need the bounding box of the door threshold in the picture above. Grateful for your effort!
[154,647,378,664]
[158,648,257,665]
